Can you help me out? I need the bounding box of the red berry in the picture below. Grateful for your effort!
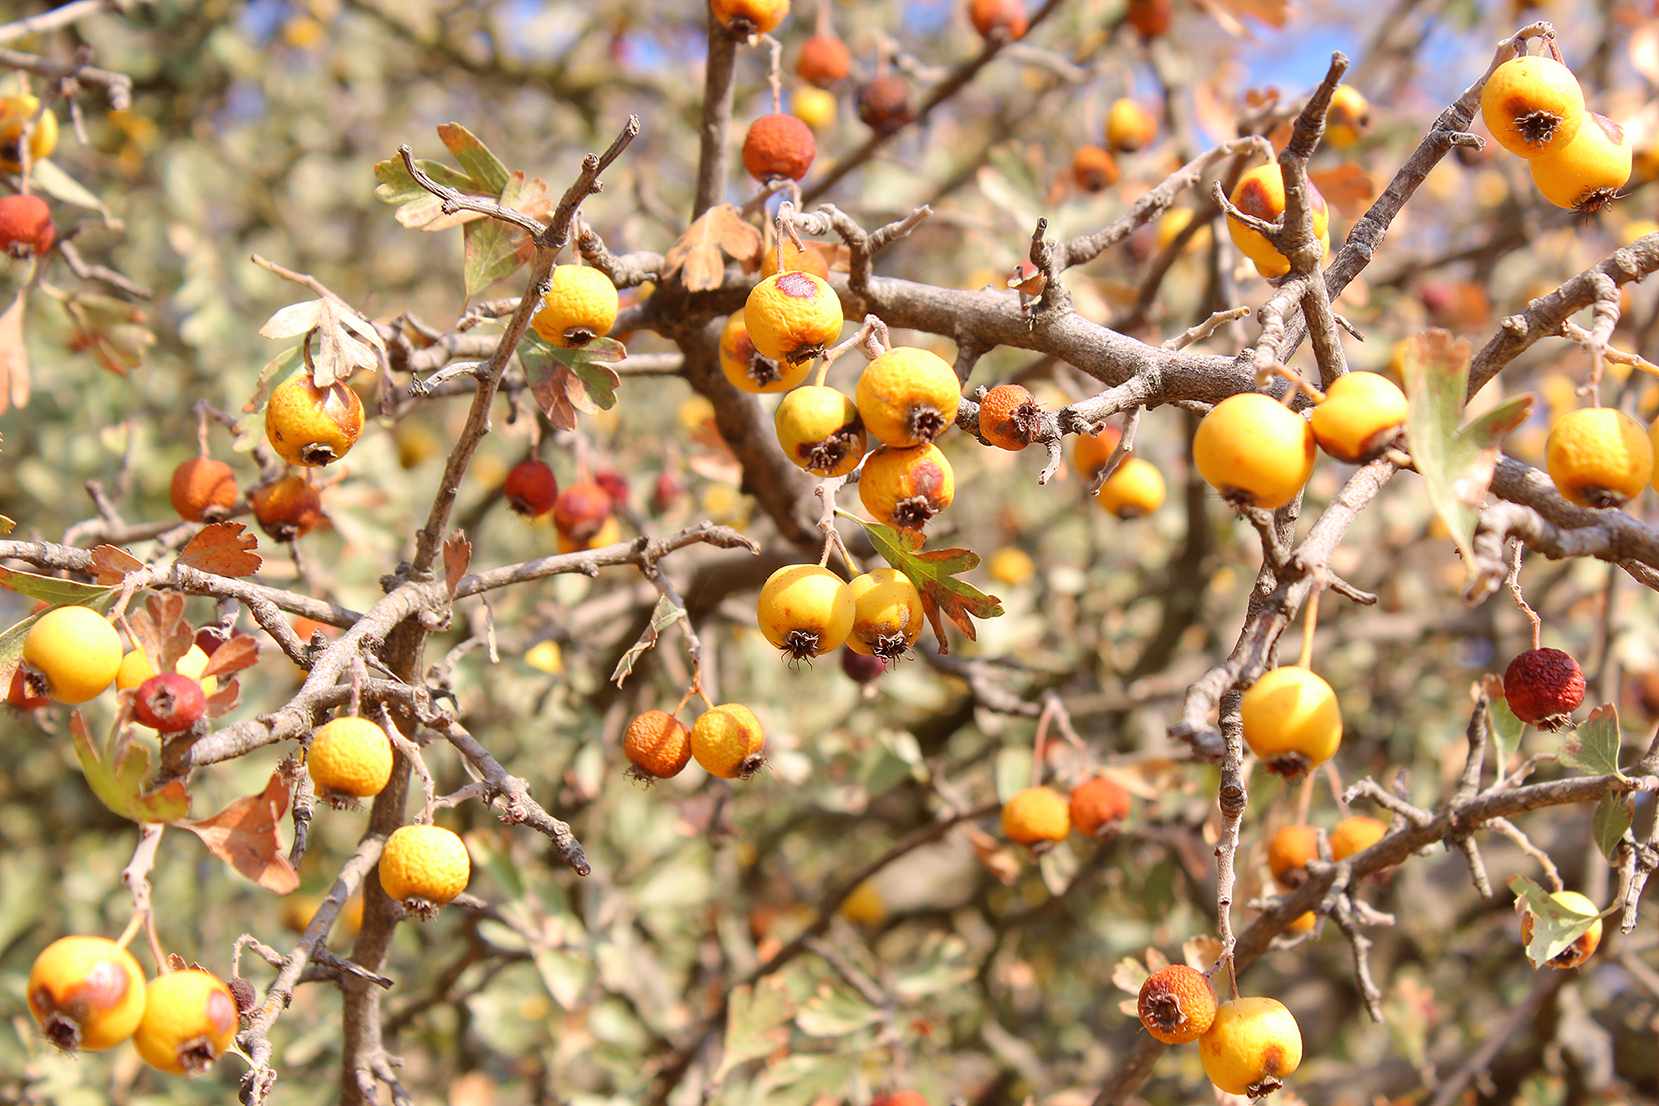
[968,0,1028,39]
[651,471,683,512]
[1503,647,1586,729]
[742,113,817,182]
[504,459,559,517]
[594,469,629,508]
[194,627,226,657]
[553,481,612,543]
[872,1094,928,1106]
[841,647,887,683]
[857,76,914,135]
[0,193,53,256]
[132,673,207,732]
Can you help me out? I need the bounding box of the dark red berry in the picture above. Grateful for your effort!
[594,469,629,508]
[857,76,914,135]
[652,471,683,512]
[1503,647,1586,729]
[504,459,559,517]
[132,673,207,732]
[841,648,887,683]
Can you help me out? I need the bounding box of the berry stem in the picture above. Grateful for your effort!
[1257,362,1325,406]
[1294,771,1315,824]
[1505,543,1542,650]
[1324,761,1349,816]
[762,34,784,114]
[1296,585,1320,670]
[194,400,212,457]
[1030,696,1056,786]
[671,684,698,717]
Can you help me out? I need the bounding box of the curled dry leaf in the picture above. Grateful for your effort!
[201,633,260,679]
[179,522,263,578]
[443,531,472,599]
[183,770,300,894]
[260,297,383,387]
[663,204,764,293]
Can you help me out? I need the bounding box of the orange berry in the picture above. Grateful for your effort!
[742,113,816,182]
[169,457,238,522]
[1068,776,1131,835]
[1266,824,1318,889]
[504,459,559,517]
[1329,815,1387,862]
[1072,425,1121,479]
[796,35,852,87]
[978,384,1043,450]
[968,0,1027,39]
[0,193,54,255]
[554,482,612,544]
[624,709,692,780]
[251,475,324,541]
[1001,785,1070,845]
[1071,145,1120,193]
[1137,964,1217,1044]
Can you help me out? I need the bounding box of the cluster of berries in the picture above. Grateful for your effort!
[1265,816,1387,932]
[999,775,1132,846]
[1480,49,1631,213]
[504,458,628,553]
[0,94,60,258]
[624,702,767,781]
[1068,98,1160,195]
[756,563,925,664]
[1136,964,1304,1098]
[172,453,328,541]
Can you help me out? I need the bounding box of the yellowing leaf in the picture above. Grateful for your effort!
[70,712,190,824]
[852,518,1003,653]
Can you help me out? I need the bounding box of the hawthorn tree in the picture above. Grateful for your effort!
[3,0,1659,1104]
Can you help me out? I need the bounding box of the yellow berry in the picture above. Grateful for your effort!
[1480,54,1584,159]
[710,0,789,35]
[1137,964,1217,1044]
[531,264,619,348]
[1520,888,1603,969]
[1193,393,1316,509]
[792,85,837,131]
[1309,371,1409,463]
[774,385,866,476]
[1325,84,1371,149]
[307,716,395,800]
[1199,997,1303,1097]
[844,567,924,660]
[133,969,239,1076]
[756,563,855,660]
[265,369,364,467]
[280,892,365,936]
[378,824,470,910]
[859,442,955,532]
[1001,785,1070,845]
[720,312,808,393]
[1226,163,1330,279]
[691,703,766,779]
[1329,815,1387,861]
[1286,910,1318,934]
[1106,97,1157,152]
[556,515,623,554]
[624,709,693,779]
[1545,407,1652,508]
[28,936,147,1052]
[743,271,844,364]
[1156,208,1209,253]
[1072,426,1121,478]
[1095,456,1165,518]
[524,639,564,674]
[1240,666,1342,776]
[856,346,961,446]
[1622,218,1659,247]
[0,94,58,170]
[839,880,886,925]
[23,606,121,704]
[987,546,1035,587]
[1529,112,1632,212]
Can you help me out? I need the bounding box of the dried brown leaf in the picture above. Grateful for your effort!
[90,544,144,585]
[179,522,262,578]
[663,205,763,293]
[201,634,259,679]
[183,771,299,893]
[443,532,472,599]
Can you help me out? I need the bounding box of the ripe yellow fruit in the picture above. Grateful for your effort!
[0,94,59,170]
[625,709,692,779]
[1480,54,1584,159]
[757,563,856,660]
[711,0,789,35]
[859,442,956,531]
[133,969,239,1075]
[1193,393,1316,509]
[1266,823,1318,889]
[692,703,766,778]
[1226,163,1330,279]
[531,264,619,348]
[1137,964,1217,1044]
[1545,407,1652,508]
[775,385,866,476]
[1622,218,1659,247]
[280,892,365,936]
[844,567,924,659]
[988,546,1035,587]
[1309,371,1409,463]
[379,824,470,910]
[1240,666,1342,775]
[792,85,837,131]
[524,639,564,674]
[1001,785,1070,845]
[117,644,218,697]
[1329,815,1387,861]
[856,346,961,446]
[720,312,808,393]
[1072,425,1121,478]
[27,936,147,1052]
[744,271,844,363]
[839,880,886,925]
[1199,997,1303,1097]
[307,716,395,800]
[1520,888,1603,969]
[1106,97,1157,152]
[1529,112,1632,212]
[1325,84,1371,149]
[1155,208,1209,253]
[265,369,364,467]
[23,606,121,704]
[1286,910,1318,934]
[1095,456,1165,518]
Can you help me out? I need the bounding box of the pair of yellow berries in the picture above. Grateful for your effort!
[1192,371,1408,511]
[1480,54,1631,212]
[28,937,239,1076]
[998,777,1132,845]
[1134,964,1304,1097]
[1266,816,1387,931]
[1071,428,1168,518]
[623,703,766,781]
[1544,406,1657,510]
[756,563,924,662]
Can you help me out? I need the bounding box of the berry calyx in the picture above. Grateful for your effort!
[796,34,851,87]
[1198,996,1303,1097]
[1502,647,1586,729]
[307,715,395,803]
[1070,145,1120,193]
[1068,776,1131,836]
[22,605,122,704]
[720,312,806,393]
[1519,888,1603,969]
[265,369,364,467]
[1137,964,1217,1044]
[1325,84,1372,150]
[0,192,55,256]
[1530,112,1632,212]
[743,271,844,364]
[1309,372,1409,463]
[27,936,147,1052]
[1480,54,1584,159]
[968,0,1027,40]
[8,665,49,710]
[133,672,207,732]
[1545,407,1651,508]
[251,474,324,540]
[1266,824,1318,889]
[977,383,1044,451]
[1000,785,1070,845]
[378,824,470,916]
[856,75,914,135]
[710,0,789,36]
[1095,456,1166,518]
[168,456,238,522]
[1329,815,1386,862]
[1225,163,1329,279]
[1240,666,1343,776]
[844,567,924,660]
[504,459,560,517]
[757,563,856,661]
[1193,393,1317,510]
[624,709,693,780]
[134,968,240,1075]
[1106,98,1157,153]
[554,481,614,545]
[857,346,961,446]
[774,385,866,476]
[691,702,766,779]
[858,442,956,532]
[530,264,619,348]
[742,112,817,182]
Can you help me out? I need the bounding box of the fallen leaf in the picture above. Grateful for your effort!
[179,522,262,578]
[183,771,299,893]
[663,205,763,293]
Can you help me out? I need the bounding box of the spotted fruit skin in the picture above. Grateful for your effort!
[1137,964,1217,1044]
[720,312,805,393]
[1309,372,1408,463]
[844,567,924,659]
[1192,393,1316,510]
[744,271,844,364]
[692,703,766,778]
[252,474,325,540]
[1545,407,1651,507]
[265,369,364,467]
[1502,647,1586,727]
[22,605,122,704]
[28,936,148,1052]
[1198,996,1303,1097]
[858,443,956,532]
[856,346,962,446]
[757,564,856,659]
[1329,815,1387,862]
[1001,785,1070,845]
[1480,55,1584,159]
[1106,98,1157,152]
[378,824,470,907]
[1240,666,1343,775]
[1095,456,1165,518]
[307,716,395,798]
[624,709,692,779]
[978,383,1043,450]
[1069,776,1131,835]
[133,969,239,1075]
[1325,84,1371,149]
[1520,888,1603,969]
[774,385,865,476]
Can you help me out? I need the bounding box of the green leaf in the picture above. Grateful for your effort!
[1509,875,1600,969]
[1400,330,1533,582]
[795,982,882,1038]
[30,158,109,216]
[994,746,1031,801]
[1562,704,1624,778]
[713,978,795,1082]
[1591,794,1633,862]
[437,122,510,195]
[610,595,686,687]
[850,518,1003,653]
[891,933,975,999]
[751,1054,860,1106]
[463,217,528,296]
[372,155,481,205]
[552,343,624,411]
[1487,688,1525,766]
[70,713,191,824]
[0,567,116,607]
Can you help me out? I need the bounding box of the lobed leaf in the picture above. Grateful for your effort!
[1562,704,1624,779]
[853,518,1003,653]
